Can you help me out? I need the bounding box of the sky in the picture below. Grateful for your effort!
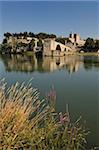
[0,1,99,43]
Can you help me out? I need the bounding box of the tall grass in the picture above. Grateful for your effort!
[0,79,88,150]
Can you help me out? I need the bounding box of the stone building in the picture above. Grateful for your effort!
[69,33,85,46]
[6,36,33,45]
[6,36,40,52]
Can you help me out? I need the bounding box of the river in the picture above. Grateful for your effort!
[0,53,99,148]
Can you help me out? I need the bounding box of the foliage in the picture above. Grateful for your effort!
[13,32,30,39]
[28,39,35,51]
[2,38,7,44]
[36,32,56,39]
[55,38,72,45]
[48,34,57,39]
[0,79,88,150]
[95,40,99,49]
[4,32,12,38]
[37,39,43,47]
[4,32,57,40]
[56,38,65,45]
[83,38,99,52]
[0,44,12,53]
[66,38,72,43]
[84,38,95,49]
[86,38,95,48]
[28,32,35,38]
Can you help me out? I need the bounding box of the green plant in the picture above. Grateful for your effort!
[0,79,88,150]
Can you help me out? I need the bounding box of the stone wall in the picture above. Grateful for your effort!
[43,38,74,56]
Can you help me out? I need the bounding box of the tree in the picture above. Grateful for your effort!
[4,32,12,38]
[84,38,95,49]
[37,39,43,47]
[30,39,35,47]
[49,34,56,39]
[56,38,66,45]
[0,43,12,53]
[36,33,48,39]
[29,32,35,37]
[2,38,7,44]
[37,39,43,51]
[13,33,19,38]
[28,39,35,51]
[23,32,28,39]
[66,38,72,43]
[36,32,57,39]
[95,40,99,49]
[18,32,23,37]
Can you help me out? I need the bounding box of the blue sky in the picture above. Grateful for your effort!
[0,1,99,42]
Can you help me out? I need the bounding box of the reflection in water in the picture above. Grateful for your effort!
[1,54,99,73]
[83,55,99,70]
[0,54,36,73]
[42,55,83,73]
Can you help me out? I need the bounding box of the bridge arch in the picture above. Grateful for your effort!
[64,48,66,51]
[56,44,61,51]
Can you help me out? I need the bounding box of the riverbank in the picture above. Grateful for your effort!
[0,49,99,57]
[76,52,99,56]
[1,51,99,57]
[38,51,99,57]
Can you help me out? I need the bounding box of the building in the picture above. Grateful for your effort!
[69,33,85,46]
[5,36,41,52]
[6,36,33,45]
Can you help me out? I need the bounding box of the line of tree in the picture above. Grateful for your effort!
[83,38,99,52]
[55,37,72,45]
[4,32,57,39]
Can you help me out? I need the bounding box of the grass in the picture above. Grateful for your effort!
[0,79,88,150]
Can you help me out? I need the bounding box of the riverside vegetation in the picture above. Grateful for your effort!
[0,32,99,54]
[0,79,89,150]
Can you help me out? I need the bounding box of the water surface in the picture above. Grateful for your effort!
[0,54,99,148]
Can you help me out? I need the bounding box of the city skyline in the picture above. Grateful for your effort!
[0,1,99,43]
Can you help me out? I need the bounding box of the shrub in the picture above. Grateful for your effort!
[0,79,88,150]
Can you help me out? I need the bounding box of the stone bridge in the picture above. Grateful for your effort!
[43,38,75,56]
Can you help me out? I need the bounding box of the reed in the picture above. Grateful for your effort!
[0,79,88,150]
